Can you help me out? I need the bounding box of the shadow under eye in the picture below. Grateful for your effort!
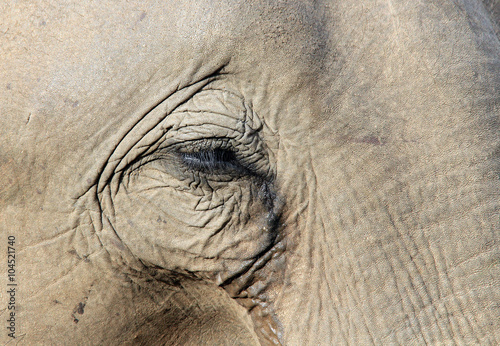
[180,149,245,174]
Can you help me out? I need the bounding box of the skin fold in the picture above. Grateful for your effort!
[0,0,499,344]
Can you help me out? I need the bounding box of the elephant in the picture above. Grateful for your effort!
[1,0,499,344]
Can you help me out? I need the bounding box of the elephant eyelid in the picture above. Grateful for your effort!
[179,148,250,175]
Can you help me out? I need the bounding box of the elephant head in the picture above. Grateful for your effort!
[1,0,499,344]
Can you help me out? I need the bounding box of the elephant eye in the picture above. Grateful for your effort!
[169,137,258,178]
[180,148,244,174]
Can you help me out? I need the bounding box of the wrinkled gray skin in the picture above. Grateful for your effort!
[1,0,499,344]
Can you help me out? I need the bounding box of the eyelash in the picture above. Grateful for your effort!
[179,148,246,174]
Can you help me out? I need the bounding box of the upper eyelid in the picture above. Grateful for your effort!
[163,94,257,143]
[172,88,248,120]
[127,86,272,179]
[173,137,234,152]
[167,121,247,145]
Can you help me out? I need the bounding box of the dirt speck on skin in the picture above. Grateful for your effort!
[72,300,87,323]
[76,302,85,315]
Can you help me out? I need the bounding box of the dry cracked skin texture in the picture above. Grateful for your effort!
[0,0,499,345]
